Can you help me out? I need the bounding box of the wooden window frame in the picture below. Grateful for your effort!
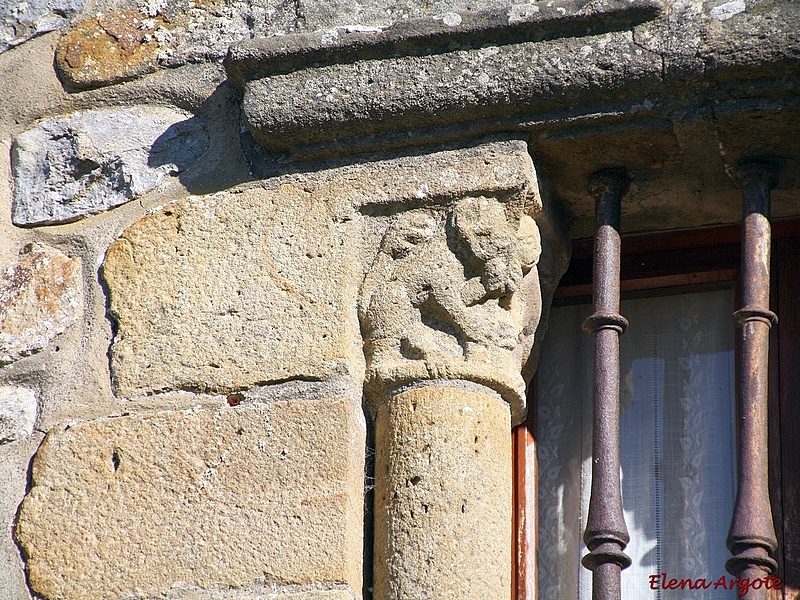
[513,218,800,600]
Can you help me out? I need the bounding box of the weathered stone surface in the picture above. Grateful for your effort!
[229,0,666,156]
[137,0,301,68]
[709,0,746,21]
[374,383,512,599]
[225,0,662,89]
[50,1,301,88]
[0,243,82,365]
[165,585,358,599]
[131,0,518,72]
[0,0,85,53]
[0,386,38,444]
[272,592,355,600]
[102,185,365,398]
[296,0,512,32]
[55,10,164,89]
[44,0,621,88]
[11,107,208,226]
[103,139,544,403]
[15,392,365,600]
[359,194,542,422]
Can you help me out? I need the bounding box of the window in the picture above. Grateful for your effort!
[513,221,800,600]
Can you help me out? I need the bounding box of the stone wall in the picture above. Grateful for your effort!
[0,13,565,588]
[1,0,799,598]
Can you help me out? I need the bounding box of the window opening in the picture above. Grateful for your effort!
[536,288,737,599]
[515,216,800,600]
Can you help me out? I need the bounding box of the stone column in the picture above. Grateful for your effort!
[360,190,553,599]
[374,382,512,599]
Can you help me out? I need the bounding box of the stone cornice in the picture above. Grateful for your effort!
[225,0,800,163]
[224,0,663,86]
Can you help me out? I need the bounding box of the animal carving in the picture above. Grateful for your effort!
[359,196,541,395]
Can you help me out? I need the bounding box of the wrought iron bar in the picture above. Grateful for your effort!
[581,170,632,600]
[726,162,779,598]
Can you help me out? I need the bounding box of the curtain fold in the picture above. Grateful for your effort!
[536,289,736,599]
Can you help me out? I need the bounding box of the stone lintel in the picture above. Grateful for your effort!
[224,0,662,87]
[226,1,800,163]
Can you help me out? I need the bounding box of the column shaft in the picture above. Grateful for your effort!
[374,383,512,599]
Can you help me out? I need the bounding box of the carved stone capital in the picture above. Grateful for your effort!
[359,167,558,423]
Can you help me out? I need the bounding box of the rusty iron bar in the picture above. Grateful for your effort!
[726,162,779,598]
[581,169,632,600]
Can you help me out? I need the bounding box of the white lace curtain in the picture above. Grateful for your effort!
[536,289,736,599]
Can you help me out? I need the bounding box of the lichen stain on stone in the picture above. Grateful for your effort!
[55,10,164,89]
[0,244,82,365]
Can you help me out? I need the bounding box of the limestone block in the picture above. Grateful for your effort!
[0,0,85,53]
[374,383,512,599]
[0,386,38,444]
[11,107,208,226]
[55,10,163,89]
[102,184,365,398]
[103,138,549,414]
[15,393,365,600]
[0,243,82,364]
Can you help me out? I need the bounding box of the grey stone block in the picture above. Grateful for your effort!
[0,0,86,53]
[11,107,208,226]
[0,386,38,444]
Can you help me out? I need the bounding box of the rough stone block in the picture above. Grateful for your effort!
[0,243,82,364]
[102,184,366,398]
[15,393,365,600]
[11,107,208,226]
[54,10,163,89]
[0,0,86,53]
[0,386,38,444]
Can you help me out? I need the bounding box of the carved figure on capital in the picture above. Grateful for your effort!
[359,195,542,408]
